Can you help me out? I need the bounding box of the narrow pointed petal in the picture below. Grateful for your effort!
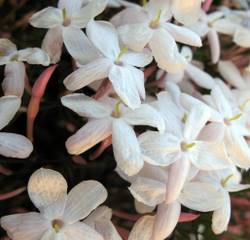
[112,119,143,176]
[212,192,231,234]
[207,29,220,64]
[63,58,111,91]
[42,27,63,64]
[165,156,190,204]
[197,122,225,142]
[28,168,68,209]
[129,177,165,207]
[152,201,181,240]
[61,93,112,118]
[66,119,112,155]
[30,7,63,28]
[226,184,250,192]
[3,62,25,97]
[63,180,107,223]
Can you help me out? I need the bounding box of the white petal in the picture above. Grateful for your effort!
[28,168,68,209]
[66,118,112,155]
[129,177,165,207]
[163,23,202,47]
[207,29,220,64]
[134,200,155,214]
[62,27,100,65]
[123,104,165,133]
[226,183,250,192]
[121,49,153,68]
[84,206,112,226]
[71,0,107,28]
[165,156,190,204]
[1,213,49,240]
[63,58,111,91]
[62,222,103,240]
[30,7,63,28]
[212,192,231,234]
[61,93,112,118]
[3,62,25,97]
[172,0,203,26]
[117,23,153,52]
[152,202,181,240]
[109,64,144,109]
[233,27,250,48]
[184,105,211,141]
[185,64,215,89]
[58,0,84,16]
[0,132,33,158]
[149,29,187,73]
[42,27,63,64]
[63,180,107,223]
[0,95,20,130]
[18,48,50,66]
[0,38,17,64]
[95,220,122,240]
[180,182,224,212]
[212,19,238,35]
[218,60,246,89]
[128,216,154,240]
[139,131,180,166]
[197,122,225,142]
[87,20,120,59]
[112,118,143,176]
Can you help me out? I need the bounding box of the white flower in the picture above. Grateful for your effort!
[61,93,165,176]
[30,0,107,63]
[196,167,250,234]
[63,20,153,109]
[0,39,50,97]
[0,95,33,158]
[107,0,136,8]
[113,0,202,73]
[128,164,224,240]
[139,90,231,203]
[1,168,108,240]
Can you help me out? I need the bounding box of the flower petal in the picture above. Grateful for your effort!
[58,0,84,16]
[28,168,68,209]
[42,27,63,64]
[63,58,111,91]
[0,38,17,64]
[61,93,112,118]
[135,200,155,214]
[233,27,250,48]
[112,118,143,176]
[87,20,120,60]
[95,220,122,240]
[63,180,107,223]
[109,64,144,109]
[0,132,33,158]
[152,201,181,240]
[30,7,63,28]
[129,177,165,207]
[66,118,112,155]
[3,62,25,97]
[207,29,220,64]
[123,104,165,133]
[62,27,100,65]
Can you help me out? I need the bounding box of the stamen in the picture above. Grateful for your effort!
[116,47,128,63]
[62,8,71,26]
[182,113,187,124]
[181,142,196,151]
[112,100,122,118]
[10,54,18,61]
[149,9,162,29]
[52,219,64,233]
[221,174,234,187]
[227,113,242,122]
[141,0,147,6]
[240,99,250,111]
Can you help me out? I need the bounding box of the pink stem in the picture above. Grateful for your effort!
[178,212,200,223]
[89,136,112,160]
[93,79,112,100]
[113,210,141,222]
[0,187,26,201]
[202,0,213,12]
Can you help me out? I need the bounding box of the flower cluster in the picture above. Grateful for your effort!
[1,0,250,239]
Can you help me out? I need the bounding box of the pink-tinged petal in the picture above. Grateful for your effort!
[30,7,63,28]
[42,26,63,64]
[185,63,215,89]
[163,23,202,47]
[149,29,187,73]
[66,118,112,155]
[207,29,220,64]
[0,96,21,130]
[128,216,154,240]
[63,58,111,91]
[95,220,122,240]
[129,177,165,207]
[218,60,246,89]
[61,93,112,118]
[28,168,67,210]
[233,27,250,48]
[165,156,190,204]
[112,119,143,176]
[1,212,49,240]
[135,200,155,214]
[212,191,231,234]
[63,180,107,223]
[62,27,100,65]
[87,20,120,60]
[84,206,112,226]
[109,65,144,109]
[3,62,25,97]
[178,212,200,223]
[0,132,33,158]
[197,122,225,142]
[152,201,181,240]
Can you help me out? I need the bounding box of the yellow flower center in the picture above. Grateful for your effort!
[224,113,242,125]
[62,8,71,27]
[52,219,64,233]
[181,142,196,151]
[112,100,122,118]
[115,47,128,64]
